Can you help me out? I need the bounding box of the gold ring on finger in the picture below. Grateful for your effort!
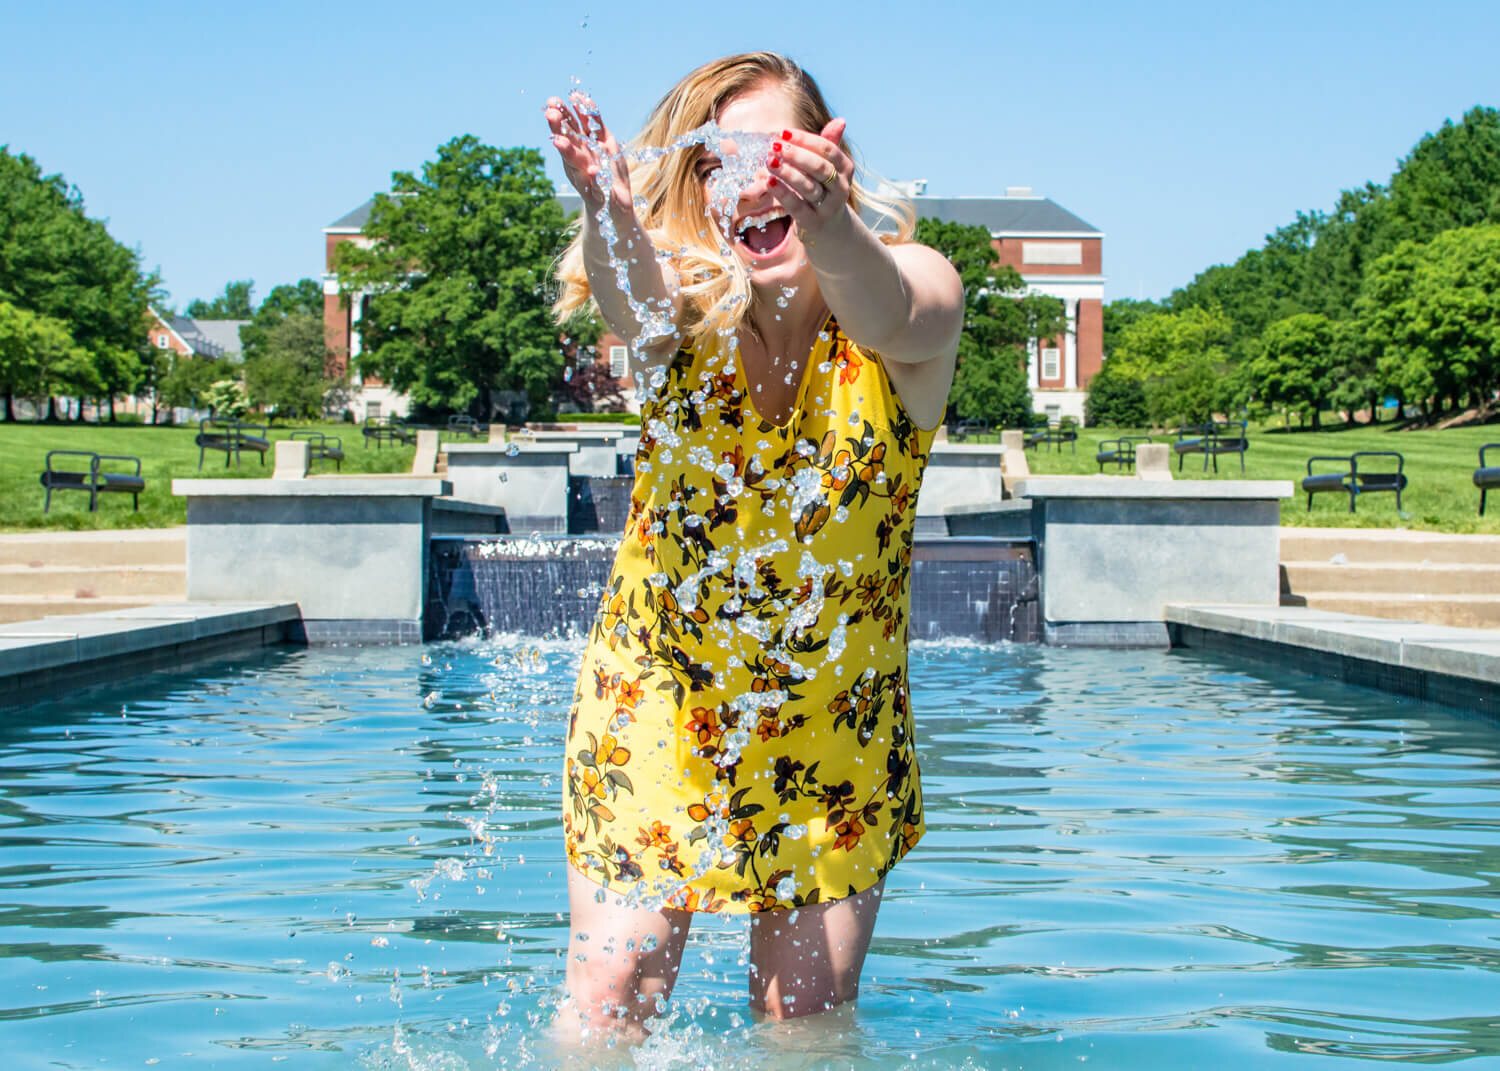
[822,169,837,187]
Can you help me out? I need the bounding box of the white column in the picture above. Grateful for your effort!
[1064,299,1079,390]
[349,291,364,362]
[1027,338,1039,389]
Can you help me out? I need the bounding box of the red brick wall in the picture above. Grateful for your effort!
[1076,299,1103,386]
[993,237,1102,276]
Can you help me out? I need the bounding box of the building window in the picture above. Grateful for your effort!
[1041,348,1061,381]
[156,334,169,348]
[609,345,628,378]
[1023,241,1083,266]
[366,401,382,420]
[1045,404,1061,426]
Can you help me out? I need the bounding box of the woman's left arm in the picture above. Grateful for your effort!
[769,119,965,367]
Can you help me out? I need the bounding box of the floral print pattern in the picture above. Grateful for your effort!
[564,316,933,913]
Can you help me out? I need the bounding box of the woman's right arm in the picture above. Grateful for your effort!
[546,94,683,365]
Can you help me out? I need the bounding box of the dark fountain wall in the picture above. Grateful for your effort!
[426,535,1039,643]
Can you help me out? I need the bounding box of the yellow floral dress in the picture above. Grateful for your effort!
[563,315,933,913]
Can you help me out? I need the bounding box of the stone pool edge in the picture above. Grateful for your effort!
[0,602,301,709]
[1167,603,1499,715]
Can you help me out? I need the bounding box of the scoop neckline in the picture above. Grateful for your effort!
[735,310,834,431]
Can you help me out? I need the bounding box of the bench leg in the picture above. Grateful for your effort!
[1306,490,1312,511]
[89,484,99,513]
[198,444,206,471]
[1348,488,1357,514]
[133,492,139,511]
[1238,450,1245,474]
[1482,488,1488,516]
[43,485,52,514]
[1178,452,1185,472]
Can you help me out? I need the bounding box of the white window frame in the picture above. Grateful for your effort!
[609,345,628,378]
[1041,347,1061,381]
[366,401,382,420]
[157,334,170,349]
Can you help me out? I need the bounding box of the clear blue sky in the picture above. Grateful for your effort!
[4,0,1497,311]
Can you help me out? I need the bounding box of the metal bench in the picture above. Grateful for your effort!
[1172,423,1217,469]
[947,418,991,443]
[196,418,270,469]
[1302,451,1407,513]
[39,450,145,513]
[1096,435,1153,473]
[1197,421,1249,473]
[290,430,345,471]
[362,415,416,448]
[1025,427,1078,453]
[1476,443,1500,516]
[446,414,486,439]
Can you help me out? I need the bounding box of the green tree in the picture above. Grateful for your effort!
[204,377,250,421]
[914,218,1063,426]
[0,147,155,420]
[1251,312,1340,429]
[1386,106,1500,245]
[1102,298,1163,357]
[1084,356,1148,427]
[239,279,324,365]
[158,354,220,418]
[1109,306,1236,426]
[0,300,99,420]
[1357,224,1500,416]
[187,280,255,320]
[334,136,568,416]
[244,312,346,420]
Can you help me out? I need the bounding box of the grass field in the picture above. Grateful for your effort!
[1014,422,1499,534]
[2,419,1496,534]
[1,422,417,531]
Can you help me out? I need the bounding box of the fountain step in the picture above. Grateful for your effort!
[0,528,186,568]
[1288,592,1500,630]
[0,594,186,625]
[1280,527,1500,565]
[1282,561,1500,596]
[0,564,187,598]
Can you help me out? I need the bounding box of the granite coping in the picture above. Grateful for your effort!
[173,477,451,497]
[1165,603,1500,686]
[0,602,300,678]
[445,441,578,455]
[929,442,1007,456]
[942,500,1033,517]
[433,498,509,516]
[1017,478,1293,500]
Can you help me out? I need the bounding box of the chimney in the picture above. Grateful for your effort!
[1005,186,1034,197]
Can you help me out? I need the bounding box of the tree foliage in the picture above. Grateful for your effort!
[1084,355,1148,427]
[239,278,323,366]
[1358,224,1500,414]
[334,136,568,416]
[187,280,255,320]
[1250,312,1340,429]
[1108,305,1236,426]
[914,218,1063,426]
[0,300,97,420]
[0,147,156,419]
[244,312,347,420]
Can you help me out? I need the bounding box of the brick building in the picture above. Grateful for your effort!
[324,185,1104,423]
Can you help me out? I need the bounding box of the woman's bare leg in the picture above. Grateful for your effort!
[747,879,884,1020]
[555,866,693,1041]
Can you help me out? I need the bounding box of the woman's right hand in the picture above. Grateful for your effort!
[545,92,632,215]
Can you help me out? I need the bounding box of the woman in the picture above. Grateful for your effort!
[545,52,962,1034]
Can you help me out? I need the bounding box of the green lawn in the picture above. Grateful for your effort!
[2,422,417,531]
[1012,422,1499,534]
[3,419,1496,534]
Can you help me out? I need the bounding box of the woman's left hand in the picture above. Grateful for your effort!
[766,118,853,248]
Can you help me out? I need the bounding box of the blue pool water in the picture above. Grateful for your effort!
[3,639,1500,1068]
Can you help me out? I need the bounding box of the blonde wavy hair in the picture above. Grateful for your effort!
[551,52,916,348]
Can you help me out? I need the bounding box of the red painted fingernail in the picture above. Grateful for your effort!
[767,175,778,187]
[772,141,783,152]
[781,130,792,140]
[768,155,781,169]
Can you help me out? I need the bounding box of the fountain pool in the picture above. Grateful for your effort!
[4,639,1499,1068]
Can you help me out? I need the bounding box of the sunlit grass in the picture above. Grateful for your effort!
[1,421,416,531]
[989,420,1500,534]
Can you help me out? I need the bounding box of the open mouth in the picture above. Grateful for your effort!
[735,211,793,258]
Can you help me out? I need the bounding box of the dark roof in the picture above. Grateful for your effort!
[170,317,248,360]
[911,197,1101,235]
[329,194,1100,236]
